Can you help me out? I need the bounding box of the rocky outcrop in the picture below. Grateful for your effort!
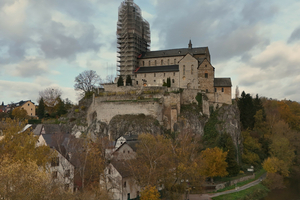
[173,104,207,135]
[215,104,242,152]
[108,114,163,140]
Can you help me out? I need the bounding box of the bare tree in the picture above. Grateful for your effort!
[39,87,62,108]
[74,70,101,97]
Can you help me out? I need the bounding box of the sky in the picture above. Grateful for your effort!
[1,0,300,105]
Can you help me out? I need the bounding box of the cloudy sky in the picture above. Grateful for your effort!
[1,0,300,105]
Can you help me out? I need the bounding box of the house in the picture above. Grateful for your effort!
[50,146,74,192]
[103,160,140,200]
[102,135,140,200]
[7,100,36,117]
[34,124,74,192]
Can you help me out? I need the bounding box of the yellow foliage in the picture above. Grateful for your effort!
[263,157,289,177]
[199,147,228,180]
[140,186,160,200]
[12,107,28,119]
[0,118,53,168]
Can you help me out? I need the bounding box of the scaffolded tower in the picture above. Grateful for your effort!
[117,0,151,77]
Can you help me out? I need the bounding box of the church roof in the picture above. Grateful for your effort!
[214,78,232,87]
[135,65,179,73]
[140,47,207,59]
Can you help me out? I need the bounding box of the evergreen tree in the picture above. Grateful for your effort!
[167,77,171,87]
[117,76,124,87]
[126,75,132,86]
[37,98,45,119]
[238,91,256,130]
[253,94,266,121]
[56,98,67,117]
[217,133,240,176]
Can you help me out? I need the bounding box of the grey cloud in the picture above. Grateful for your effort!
[0,0,102,65]
[241,0,278,25]
[151,0,272,64]
[13,59,48,78]
[288,26,300,43]
[39,21,101,59]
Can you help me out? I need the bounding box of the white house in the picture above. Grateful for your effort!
[103,160,140,200]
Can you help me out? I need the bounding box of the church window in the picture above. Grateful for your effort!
[222,88,224,92]
[205,73,208,78]
[161,60,163,65]
[183,65,185,75]
[172,79,174,83]
[136,81,138,85]
[191,65,194,75]
[124,181,127,188]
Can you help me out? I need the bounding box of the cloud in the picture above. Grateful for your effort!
[288,26,300,43]
[10,58,49,78]
[234,41,300,100]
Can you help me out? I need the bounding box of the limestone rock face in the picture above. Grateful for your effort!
[215,104,242,162]
[108,114,163,140]
[173,105,207,135]
[79,114,162,140]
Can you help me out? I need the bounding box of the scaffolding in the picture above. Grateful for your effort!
[117,0,151,77]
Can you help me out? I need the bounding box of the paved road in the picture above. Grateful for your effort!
[186,174,266,200]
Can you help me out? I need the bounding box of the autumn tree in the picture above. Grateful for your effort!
[198,147,228,183]
[0,118,53,167]
[74,70,101,98]
[127,133,172,188]
[0,157,74,200]
[127,133,204,199]
[140,186,160,200]
[241,131,262,167]
[263,157,289,177]
[11,107,28,120]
